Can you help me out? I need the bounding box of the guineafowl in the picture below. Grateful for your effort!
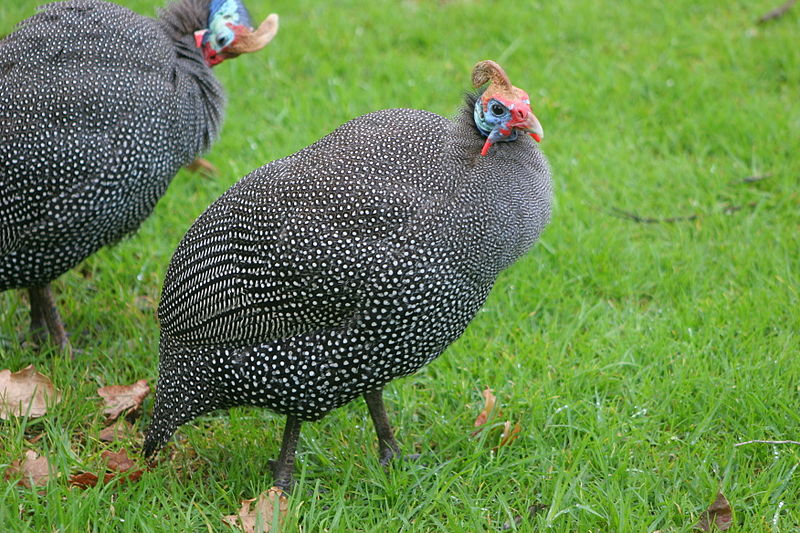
[0,0,279,351]
[144,60,552,490]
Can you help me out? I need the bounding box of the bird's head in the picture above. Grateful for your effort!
[194,0,279,67]
[471,60,544,156]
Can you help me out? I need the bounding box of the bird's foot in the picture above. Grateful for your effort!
[21,326,72,356]
[377,441,401,467]
[378,445,421,467]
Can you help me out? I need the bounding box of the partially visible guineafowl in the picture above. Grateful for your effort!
[144,60,551,490]
[0,0,279,351]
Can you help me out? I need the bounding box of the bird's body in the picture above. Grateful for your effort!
[0,0,223,288]
[145,61,552,489]
[0,0,277,349]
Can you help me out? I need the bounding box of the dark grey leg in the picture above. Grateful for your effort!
[28,285,70,352]
[272,415,302,491]
[27,288,47,345]
[364,388,402,465]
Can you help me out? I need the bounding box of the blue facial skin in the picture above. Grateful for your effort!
[203,0,254,52]
[473,97,519,145]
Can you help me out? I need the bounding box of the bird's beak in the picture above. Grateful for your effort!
[225,14,279,55]
[508,111,544,143]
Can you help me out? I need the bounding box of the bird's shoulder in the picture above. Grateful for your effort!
[0,0,173,78]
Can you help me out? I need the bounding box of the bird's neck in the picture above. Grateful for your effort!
[158,0,210,41]
[159,0,226,157]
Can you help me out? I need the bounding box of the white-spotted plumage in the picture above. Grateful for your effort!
[0,0,230,343]
[144,90,553,457]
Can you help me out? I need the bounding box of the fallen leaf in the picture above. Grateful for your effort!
[472,387,497,436]
[68,472,99,489]
[223,487,288,532]
[102,449,136,472]
[101,449,144,484]
[0,365,62,420]
[694,492,733,531]
[97,380,150,421]
[27,432,45,445]
[470,388,522,450]
[69,449,144,490]
[494,421,522,450]
[99,419,137,442]
[4,450,51,488]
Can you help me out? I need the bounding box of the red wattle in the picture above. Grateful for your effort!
[481,140,492,156]
[194,30,206,48]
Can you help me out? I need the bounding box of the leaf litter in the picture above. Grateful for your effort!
[4,450,51,488]
[694,492,733,531]
[69,449,144,489]
[471,387,522,450]
[98,418,138,443]
[0,365,62,420]
[97,379,150,421]
[223,487,288,533]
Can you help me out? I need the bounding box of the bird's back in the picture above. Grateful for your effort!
[159,102,550,361]
[159,108,459,348]
[0,0,220,288]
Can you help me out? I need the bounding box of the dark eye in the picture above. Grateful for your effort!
[217,36,227,47]
[491,103,505,116]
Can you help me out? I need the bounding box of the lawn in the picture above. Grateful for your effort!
[1,0,799,530]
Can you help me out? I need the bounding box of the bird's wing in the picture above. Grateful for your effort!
[158,139,444,349]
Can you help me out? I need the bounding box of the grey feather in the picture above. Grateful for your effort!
[0,0,224,290]
[144,90,553,454]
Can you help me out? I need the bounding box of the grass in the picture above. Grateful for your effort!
[1,0,799,530]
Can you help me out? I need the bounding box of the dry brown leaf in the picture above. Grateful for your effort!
[494,421,522,450]
[69,449,144,490]
[69,472,100,489]
[0,365,62,420]
[694,492,733,531]
[101,448,144,483]
[4,450,50,488]
[471,387,497,437]
[98,379,150,421]
[99,419,137,442]
[102,449,137,472]
[223,487,288,533]
[471,388,521,449]
[4,450,51,488]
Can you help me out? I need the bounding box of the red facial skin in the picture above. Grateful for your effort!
[479,92,543,156]
[194,24,248,67]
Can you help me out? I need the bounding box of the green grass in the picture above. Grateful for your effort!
[1,0,799,530]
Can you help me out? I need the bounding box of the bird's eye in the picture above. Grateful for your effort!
[217,36,228,47]
[490,103,505,116]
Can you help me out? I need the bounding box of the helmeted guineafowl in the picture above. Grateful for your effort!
[144,60,552,490]
[0,0,279,351]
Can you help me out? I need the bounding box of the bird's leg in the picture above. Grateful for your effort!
[364,388,402,465]
[26,288,47,346]
[27,285,70,353]
[271,415,302,492]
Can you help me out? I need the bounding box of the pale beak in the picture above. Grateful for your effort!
[226,13,280,55]
[508,112,544,143]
